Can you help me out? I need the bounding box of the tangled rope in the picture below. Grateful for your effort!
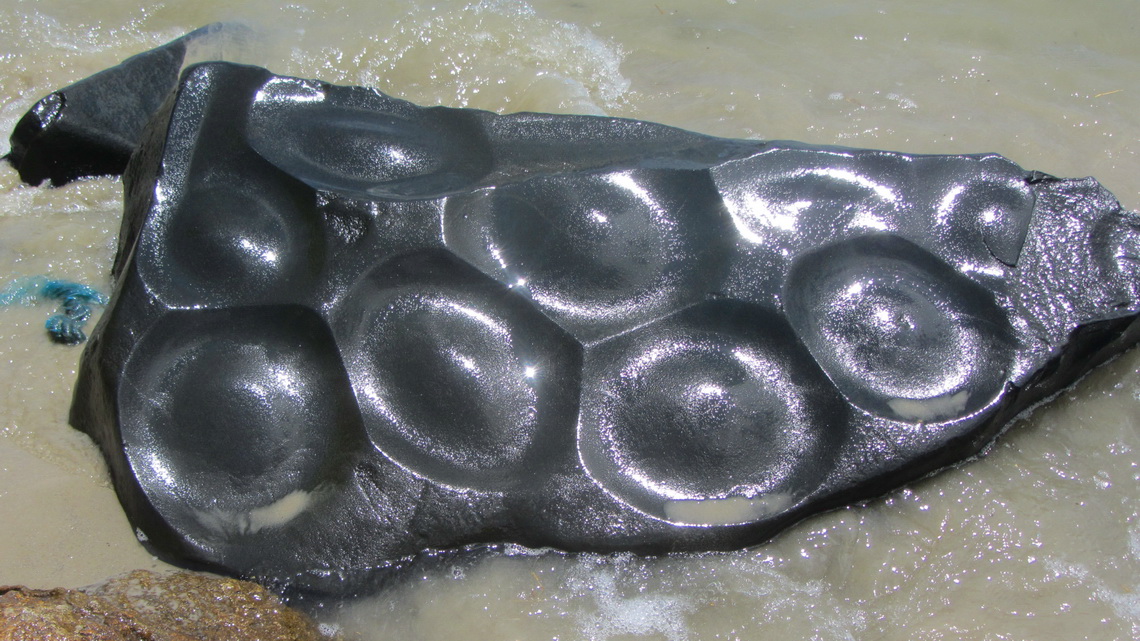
[0,276,109,345]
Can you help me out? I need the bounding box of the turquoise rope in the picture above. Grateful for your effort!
[0,276,109,345]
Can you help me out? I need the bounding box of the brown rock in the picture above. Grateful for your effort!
[0,586,150,640]
[0,570,336,641]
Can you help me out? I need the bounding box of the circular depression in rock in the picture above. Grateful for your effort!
[336,250,581,490]
[138,183,323,308]
[118,306,363,532]
[713,150,905,250]
[444,169,729,342]
[784,234,1015,422]
[578,302,846,525]
[938,175,1035,267]
[248,84,491,200]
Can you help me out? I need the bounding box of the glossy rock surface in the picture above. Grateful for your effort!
[55,58,1140,594]
[3,24,242,187]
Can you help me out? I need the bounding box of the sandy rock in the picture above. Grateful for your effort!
[0,570,335,641]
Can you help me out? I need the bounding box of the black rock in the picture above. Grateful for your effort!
[4,23,242,186]
[37,52,1138,594]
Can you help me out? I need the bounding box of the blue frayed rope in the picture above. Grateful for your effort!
[0,276,109,345]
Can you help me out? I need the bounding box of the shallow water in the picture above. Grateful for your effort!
[0,0,1137,639]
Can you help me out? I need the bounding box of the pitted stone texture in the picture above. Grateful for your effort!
[119,306,363,536]
[577,300,848,525]
[335,249,582,490]
[783,235,1017,422]
[444,169,732,343]
[56,58,1140,595]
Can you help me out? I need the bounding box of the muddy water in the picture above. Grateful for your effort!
[0,0,1138,639]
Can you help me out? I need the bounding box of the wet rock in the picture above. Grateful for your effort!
[0,570,335,640]
[0,587,144,641]
[4,23,243,186]
[9,34,1134,595]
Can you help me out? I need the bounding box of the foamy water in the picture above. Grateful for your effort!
[0,1,1137,639]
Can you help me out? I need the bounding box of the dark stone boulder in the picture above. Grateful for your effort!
[3,23,243,186]
[11,36,1137,596]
